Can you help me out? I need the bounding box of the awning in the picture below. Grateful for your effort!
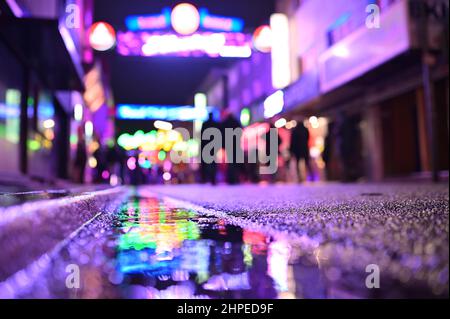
[0,17,84,91]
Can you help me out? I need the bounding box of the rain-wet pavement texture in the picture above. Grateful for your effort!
[0,183,448,299]
[1,190,302,299]
[0,187,128,288]
[148,183,449,298]
[0,185,112,207]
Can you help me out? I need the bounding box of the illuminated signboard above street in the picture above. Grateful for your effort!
[124,5,244,33]
[199,9,244,32]
[117,31,252,58]
[125,8,171,31]
[171,3,201,35]
[117,104,212,121]
[118,3,250,58]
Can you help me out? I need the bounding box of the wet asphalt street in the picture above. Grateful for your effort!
[0,183,448,299]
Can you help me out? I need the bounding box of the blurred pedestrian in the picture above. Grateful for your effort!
[93,136,107,183]
[289,119,312,182]
[73,124,87,184]
[322,122,334,181]
[336,112,359,182]
[200,112,220,185]
[130,152,144,185]
[221,110,243,185]
[107,142,127,184]
[263,122,281,183]
[245,143,260,183]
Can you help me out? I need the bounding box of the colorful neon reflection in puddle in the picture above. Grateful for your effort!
[113,196,320,299]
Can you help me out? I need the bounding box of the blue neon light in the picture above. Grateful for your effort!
[117,104,217,121]
[125,8,171,31]
[125,17,139,31]
[125,7,244,33]
[0,103,20,119]
[199,9,244,32]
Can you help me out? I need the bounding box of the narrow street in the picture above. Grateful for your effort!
[0,183,448,299]
[1,0,448,304]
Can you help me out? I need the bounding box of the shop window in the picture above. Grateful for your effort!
[0,89,21,144]
[0,41,24,174]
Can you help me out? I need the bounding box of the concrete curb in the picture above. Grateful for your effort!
[0,186,129,283]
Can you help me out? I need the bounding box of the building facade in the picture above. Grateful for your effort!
[283,0,449,181]
[0,0,115,185]
[209,0,448,182]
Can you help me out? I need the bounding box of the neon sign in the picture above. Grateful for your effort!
[199,9,244,32]
[171,3,201,35]
[117,31,252,58]
[125,8,171,31]
[119,4,249,58]
[89,22,116,51]
[117,104,210,121]
[264,90,284,118]
[125,6,244,33]
[240,108,251,126]
[270,14,291,89]
[253,25,272,53]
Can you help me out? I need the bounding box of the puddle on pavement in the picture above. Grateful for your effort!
[113,196,303,299]
[15,192,442,299]
[101,195,349,299]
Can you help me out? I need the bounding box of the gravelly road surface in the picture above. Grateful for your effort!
[0,183,447,299]
[148,183,449,297]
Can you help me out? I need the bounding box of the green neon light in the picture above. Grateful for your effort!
[28,140,41,151]
[158,150,166,161]
[240,108,251,126]
[6,89,21,106]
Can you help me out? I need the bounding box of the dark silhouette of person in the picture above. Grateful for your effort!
[221,111,243,185]
[245,143,260,184]
[200,113,220,185]
[336,112,359,182]
[115,144,127,183]
[290,120,312,182]
[130,152,145,185]
[263,122,281,183]
[107,142,127,183]
[93,136,107,183]
[322,122,335,181]
[74,125,87,184]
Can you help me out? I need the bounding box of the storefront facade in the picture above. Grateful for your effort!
[0,0,95,183]
[275,0,449,181]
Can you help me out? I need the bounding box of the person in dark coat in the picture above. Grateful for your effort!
[92,136,107,184]
[74,125,87,184]
[263,122,281,183]
[106,142,127,184]
[289,120,312,182]
[200,113,220,185]
[221,111,243,185]
[336,112,360,182]
[322,122,335,181]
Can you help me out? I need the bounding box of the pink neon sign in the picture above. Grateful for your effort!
[117,31,252,58]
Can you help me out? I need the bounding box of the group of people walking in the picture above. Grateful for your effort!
[73,110,361,186]
[199,111,314,185]
[199,110,361,185]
